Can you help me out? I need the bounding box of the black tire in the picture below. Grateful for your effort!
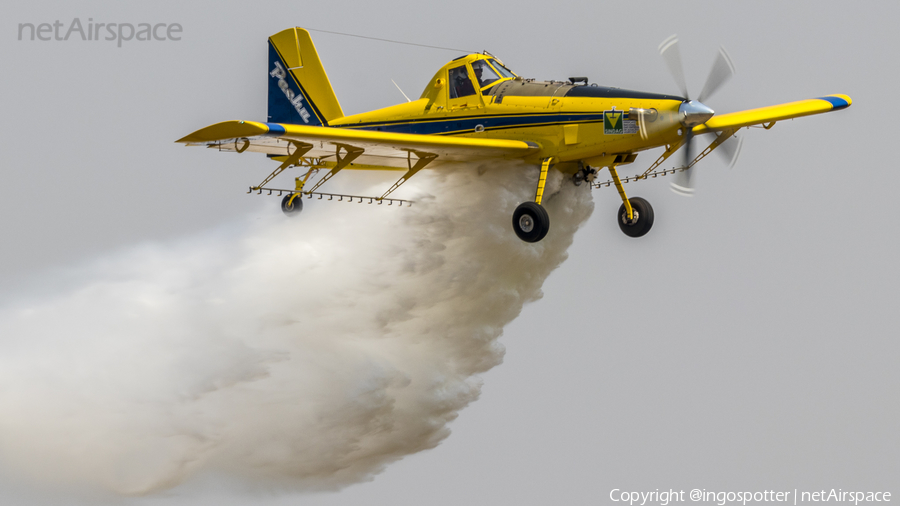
[617,197,654,238]
[513,202,550,242]
[281,194,303,216]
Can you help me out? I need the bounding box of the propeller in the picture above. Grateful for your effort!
[657,35,736,196]
[717,133,743,169]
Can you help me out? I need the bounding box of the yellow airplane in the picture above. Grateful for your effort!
[177,28,851,242]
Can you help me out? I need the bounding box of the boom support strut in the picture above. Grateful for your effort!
[686,129,737,168]
[379,150,438,201]
[306,143,364,194]
[252,140,313,190]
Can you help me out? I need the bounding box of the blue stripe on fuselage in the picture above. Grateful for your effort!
[343,112,611,135]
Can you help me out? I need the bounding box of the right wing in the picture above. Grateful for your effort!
[692,94,852,135]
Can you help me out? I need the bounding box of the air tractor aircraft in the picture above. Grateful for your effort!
[177,28,851,242]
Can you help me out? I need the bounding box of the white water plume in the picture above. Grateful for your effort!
[0,161,593,496]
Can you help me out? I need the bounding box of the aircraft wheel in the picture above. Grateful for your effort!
[513,202,550,242]
[617,197,654,238]
[281,194,303,216]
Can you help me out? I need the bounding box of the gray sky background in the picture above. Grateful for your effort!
[1,1,896,505]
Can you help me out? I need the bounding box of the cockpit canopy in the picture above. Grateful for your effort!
[421,55,518,103]
[448,57,517,98]
[418,54,684,114]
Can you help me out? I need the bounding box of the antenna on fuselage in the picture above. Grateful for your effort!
[391,79,411,103]
[304,28,477,54]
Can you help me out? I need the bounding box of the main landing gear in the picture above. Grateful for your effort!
[513,201,550,242]
[513,157,555,243]
[281,194,303,215]
[607,164,654,238]
[513,159,655,243]
[617,197,653,237]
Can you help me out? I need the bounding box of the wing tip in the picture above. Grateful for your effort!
[818,94,852,111]
[175,120,269,144]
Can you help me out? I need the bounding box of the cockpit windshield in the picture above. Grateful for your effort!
[487,59,516,79]
[471,60,501,89]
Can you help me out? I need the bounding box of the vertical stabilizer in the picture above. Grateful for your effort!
[267,28,344,126]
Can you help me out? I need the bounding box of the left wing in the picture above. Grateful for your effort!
[176,120,540,169]
[693,94,851,135]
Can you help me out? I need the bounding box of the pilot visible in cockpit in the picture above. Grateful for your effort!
[471,61,486,87]
[471,60,502,89]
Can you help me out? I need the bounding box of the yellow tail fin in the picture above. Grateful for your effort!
[267,28,344,126]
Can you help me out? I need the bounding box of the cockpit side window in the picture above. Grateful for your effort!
[471,60,501,89]
[448,65,476,99]
[487,59,516,79]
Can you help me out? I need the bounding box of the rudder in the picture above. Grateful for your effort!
[267,28,344,126]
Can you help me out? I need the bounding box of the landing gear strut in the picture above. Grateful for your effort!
[513,157,555,243]
[606,164,654,238]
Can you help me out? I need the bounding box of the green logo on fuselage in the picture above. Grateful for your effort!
[604,111,624,134]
